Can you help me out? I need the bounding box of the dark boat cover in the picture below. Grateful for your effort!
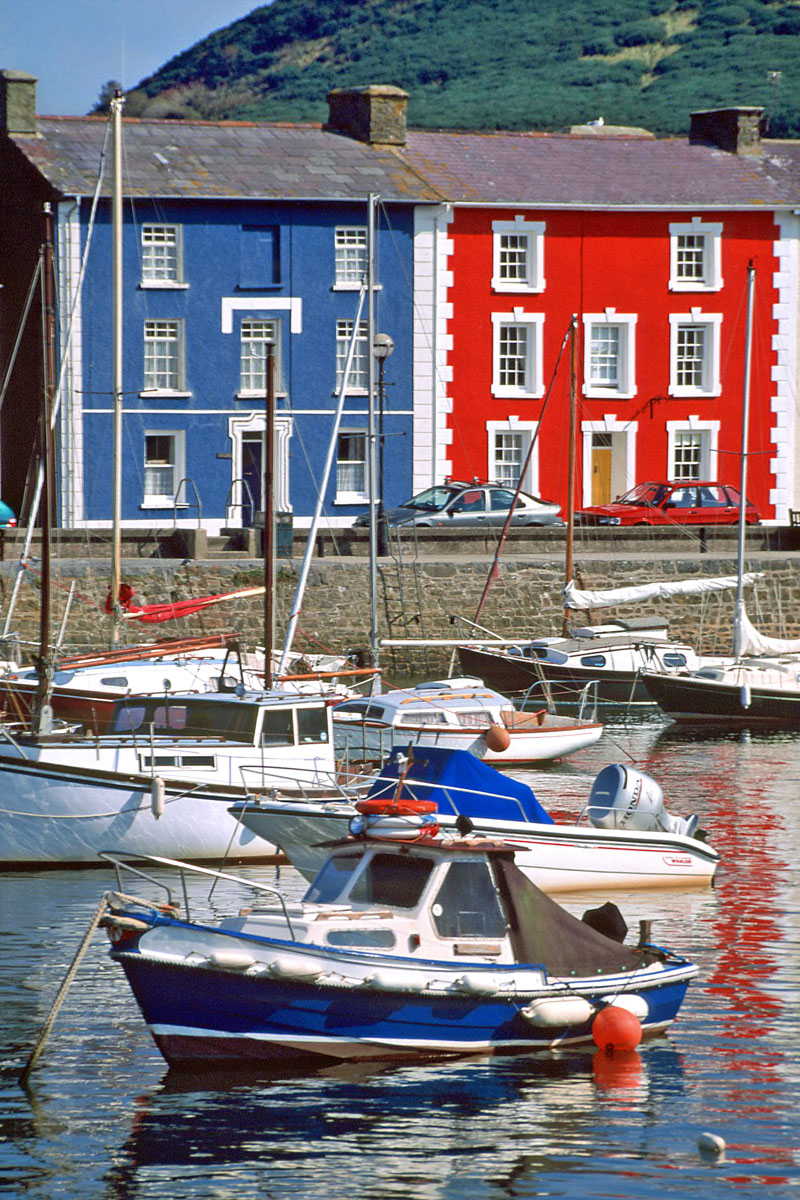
[492,854,658,976]
[367,745,553,825]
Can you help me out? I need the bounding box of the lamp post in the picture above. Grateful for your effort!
[373,332,394,558]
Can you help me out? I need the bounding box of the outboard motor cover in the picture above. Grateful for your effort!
[587,763,698,838]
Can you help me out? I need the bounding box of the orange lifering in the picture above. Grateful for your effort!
[355,796,438,817]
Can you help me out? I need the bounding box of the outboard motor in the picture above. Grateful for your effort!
[586,763,698,838]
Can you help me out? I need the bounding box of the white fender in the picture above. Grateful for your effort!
[151,776,165,820]
[364,969,423,991]
[454,972,500,995]
[603,993,649,1020]
[522,995,595,1027]
[269,954,323,981]
[207,949,257,970]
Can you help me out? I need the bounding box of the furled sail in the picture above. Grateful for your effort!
[734,604,800,657]
[563,574,763,611]
[105,584,265,624]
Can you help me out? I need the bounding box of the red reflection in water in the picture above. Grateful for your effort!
[592,1046,644,1097]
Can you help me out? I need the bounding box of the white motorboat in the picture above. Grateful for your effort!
[0,690,368,866]
[231,745,719,892]
[333,677,603,765]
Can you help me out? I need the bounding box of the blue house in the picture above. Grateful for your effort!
[0,74,442,534]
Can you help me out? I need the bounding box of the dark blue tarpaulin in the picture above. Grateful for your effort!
[366,745,554,825]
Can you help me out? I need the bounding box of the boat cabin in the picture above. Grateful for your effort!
[217,834,654,979]
[109,691,332,748]
[333,679,515,731]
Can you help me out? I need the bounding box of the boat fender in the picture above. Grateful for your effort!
[522,995,595,1028]
[268,954,323,981]
[592,1004,642,1052]
[364,969,423,992]
[453,972,500,995]
[740,682,751,709]
[603,993,649,1021]
[485,723,511,753]
[207,949,257,971]
[151,776,165,820]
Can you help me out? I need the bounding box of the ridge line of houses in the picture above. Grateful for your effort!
[2,69,799,535]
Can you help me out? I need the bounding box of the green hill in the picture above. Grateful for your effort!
[115,0,800,137]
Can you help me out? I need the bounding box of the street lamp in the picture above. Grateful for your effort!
[373,332,394,557]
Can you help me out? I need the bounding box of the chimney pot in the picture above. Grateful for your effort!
[690,106,763,156]
[0,69,38,135]
[326,85,408,146]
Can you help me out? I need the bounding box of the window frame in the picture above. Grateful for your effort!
[668,310,722,398]
[582,310,637,399]
[142,319,188,397]
[335,430,368,504]
[486,419,539,493]
[140,224,186,289]
[335,318,369,393]
[491,310,544,399]
[666,418,720,480]
[491,217,545,293]
[669,219,723,292]
[334,226,368,290]
[237,317,285,398]
[141,430,186,509]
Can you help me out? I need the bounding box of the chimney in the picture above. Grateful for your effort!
[689,107,763,156]
[326,85,408,146]
[0,69,37,136]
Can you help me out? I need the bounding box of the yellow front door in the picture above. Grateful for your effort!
[592,445,612,505]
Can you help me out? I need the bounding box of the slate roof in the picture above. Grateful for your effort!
[10,116,445,203]
[403,128,800,210]
[9,114,800,210]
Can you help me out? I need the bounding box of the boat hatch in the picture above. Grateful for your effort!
[580,654,607,668]
[662,653,689,668]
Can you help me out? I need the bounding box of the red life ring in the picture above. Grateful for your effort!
[355,796,438,817]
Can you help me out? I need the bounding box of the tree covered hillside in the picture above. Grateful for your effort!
[117,0,800,137]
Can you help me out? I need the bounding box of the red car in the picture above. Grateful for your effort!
[575,481,760,527]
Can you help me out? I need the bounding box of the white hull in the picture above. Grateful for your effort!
[389,720,603,763]
[234,802,718,892]
[0,755,274,865]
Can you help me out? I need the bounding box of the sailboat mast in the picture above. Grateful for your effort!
[32,204,57,734]
[367,193,379,668]
[264,345,275,688]
[734,261,756,656]
[110,91,124,645]
[562,314,578,636]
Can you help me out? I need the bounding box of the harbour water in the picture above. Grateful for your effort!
[1,713,799,1198]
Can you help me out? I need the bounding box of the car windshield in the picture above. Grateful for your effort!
[401,486,458,512]
[616,483,670,506]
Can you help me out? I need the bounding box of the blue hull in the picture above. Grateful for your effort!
[116,953,692,1065]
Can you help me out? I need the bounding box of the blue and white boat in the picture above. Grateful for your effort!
[102,820,699,1065]
[230,745,719,892]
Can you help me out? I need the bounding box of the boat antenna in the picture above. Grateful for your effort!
[733,261,756,657]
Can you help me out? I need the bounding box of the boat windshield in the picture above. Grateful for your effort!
[111,697,260,743]
[350,852,435,909]
[304,852,364,904]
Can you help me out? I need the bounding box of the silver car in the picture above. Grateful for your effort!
[355,482,563,529]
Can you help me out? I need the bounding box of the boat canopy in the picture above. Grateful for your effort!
[366,745,553,825]
[563,573,763,611]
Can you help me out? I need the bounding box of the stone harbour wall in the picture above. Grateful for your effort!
[3,539,799,680]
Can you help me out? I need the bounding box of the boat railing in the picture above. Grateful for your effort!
[238,760,375,801]
[518,677,599,721]
[98,850,298,937]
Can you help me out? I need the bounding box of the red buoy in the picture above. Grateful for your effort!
[591,1005,642,1052]
[485,723,511,752]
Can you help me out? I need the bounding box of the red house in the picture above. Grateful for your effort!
[404,107,800,522]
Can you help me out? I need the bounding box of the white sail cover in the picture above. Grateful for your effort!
[734,604,800,657]
[563,574,763,611]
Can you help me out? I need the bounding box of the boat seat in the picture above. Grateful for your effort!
[508,709,548,729]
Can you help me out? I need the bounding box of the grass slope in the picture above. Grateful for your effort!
[117,0,800,137]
